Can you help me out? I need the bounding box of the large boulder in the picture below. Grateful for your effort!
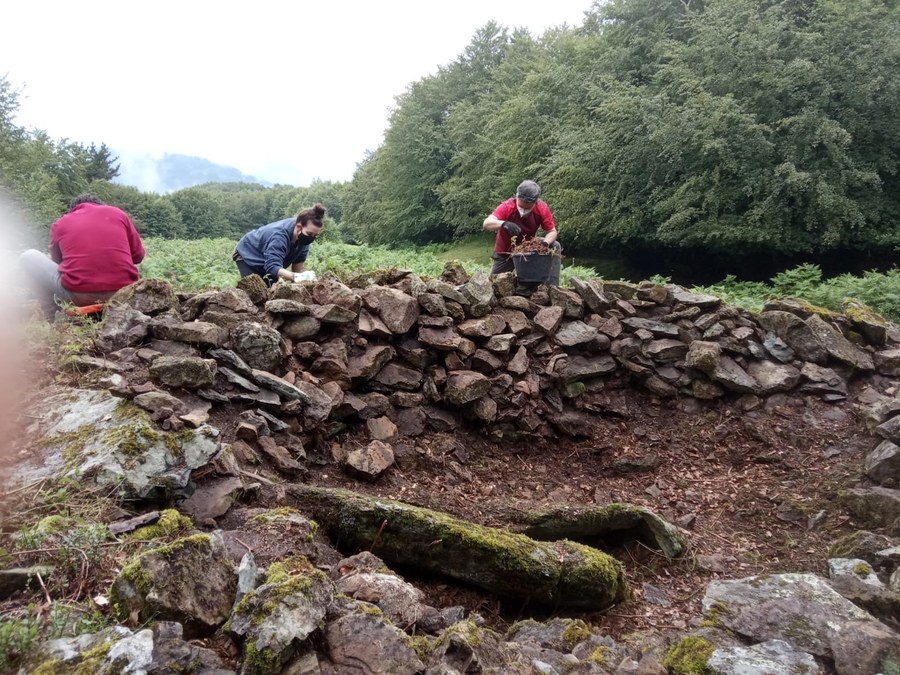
[703,573,900,675]
[108,278,179,316]
[96,303,152,351]
[747,360,802,394]
[444,370,490,406]
[323,607,425,675]
[110,532,236,634]
[806,314,874,371]
[13,388,220,499]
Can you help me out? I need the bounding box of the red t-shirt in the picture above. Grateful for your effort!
[491,198,556,254]
[49,203,145,293]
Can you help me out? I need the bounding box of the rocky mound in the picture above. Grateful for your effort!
[5,266,900,674]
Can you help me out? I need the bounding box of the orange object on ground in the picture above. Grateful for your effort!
[64,303,105,316]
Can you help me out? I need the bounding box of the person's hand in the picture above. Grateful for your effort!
[501,221,522,237]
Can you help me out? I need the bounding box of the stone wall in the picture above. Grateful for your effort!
[95,269,899,446]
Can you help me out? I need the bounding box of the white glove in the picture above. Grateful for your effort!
[293,271,317,283]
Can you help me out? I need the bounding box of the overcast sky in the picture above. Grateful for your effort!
[2,0,594,189]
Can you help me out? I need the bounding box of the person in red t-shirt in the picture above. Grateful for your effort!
[482,180,561,288]
[19,194,145,318]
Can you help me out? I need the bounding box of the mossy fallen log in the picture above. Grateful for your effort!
[285,485,628,609]
[510,503,688,560]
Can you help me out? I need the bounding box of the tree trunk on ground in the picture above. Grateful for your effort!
[508,503,688,560]
[285,484,628,609]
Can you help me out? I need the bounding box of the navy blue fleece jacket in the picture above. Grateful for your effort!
[235,218,310,280]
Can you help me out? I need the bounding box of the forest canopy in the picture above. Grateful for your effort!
[342,0,900,266]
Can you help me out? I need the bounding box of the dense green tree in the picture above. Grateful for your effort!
[91,181,185,238]
[166,187,231,239]
[342,0,900,267]
[82,143,120,182]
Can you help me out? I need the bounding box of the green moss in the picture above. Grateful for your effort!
[146,533,212,558]
[30,659,63,675]
[879,651,900,675]
[73,641,114,675]
[842,298,886,325]
[827,532,867,559]
[359,602,385,618]
[557,540,629,604]
[37,423,96,467]
[110,556,153,620]
[853,561,874,576]
[440,620,482,649]
[241,641,281,675]
[230,557,324,631]
[588,646,610,665]
[264,562,289,585]
[246,509,319,542]
[784,615,818,644]
[102,423,160,458]
[662,636,714,675]
[561,619,592,647]
[113,399,148,420]
[406,634,433,661]
[129,509,194,542]
[111,533,215,621]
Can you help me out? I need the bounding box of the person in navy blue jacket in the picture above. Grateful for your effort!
[233,203,325,285]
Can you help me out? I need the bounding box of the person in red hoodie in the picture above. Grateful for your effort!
[20,194,145,318]
[483,180,562,291]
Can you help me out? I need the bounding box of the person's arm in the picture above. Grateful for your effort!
[539,204,558,246]
[263,230,294,282]
[124,215,145,264]
[484,202,520,236]
[49,221,62,263]
[291,261,304,273]
[483,214,504,232]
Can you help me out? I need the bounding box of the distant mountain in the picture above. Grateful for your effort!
[114,152,274,194]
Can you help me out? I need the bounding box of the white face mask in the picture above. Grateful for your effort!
[517,206,532,217]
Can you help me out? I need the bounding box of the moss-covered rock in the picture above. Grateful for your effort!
[516,502,688,560]
[227,556,334,675]
[15,388,221,500]
[286,484,628,608]
[107,278,179,316]
[662,636,714,675]
[843,298,888,346]
[110,532,236,633]
[128,509,193,542]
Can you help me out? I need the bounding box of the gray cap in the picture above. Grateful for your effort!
[516,180,541,202]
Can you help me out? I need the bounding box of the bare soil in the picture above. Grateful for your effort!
[211,381,873,638]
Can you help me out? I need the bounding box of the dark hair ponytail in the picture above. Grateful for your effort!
[296,203,326,227]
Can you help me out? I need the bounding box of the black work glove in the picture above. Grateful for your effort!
[501,220,522,237]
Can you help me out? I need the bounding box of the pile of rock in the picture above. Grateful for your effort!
[89,269,897,452]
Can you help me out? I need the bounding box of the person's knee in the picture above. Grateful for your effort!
[18,249,47,272]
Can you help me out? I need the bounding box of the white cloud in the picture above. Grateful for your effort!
[1,0,591,185]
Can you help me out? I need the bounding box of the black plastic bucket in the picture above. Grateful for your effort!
[512,252,553,284]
